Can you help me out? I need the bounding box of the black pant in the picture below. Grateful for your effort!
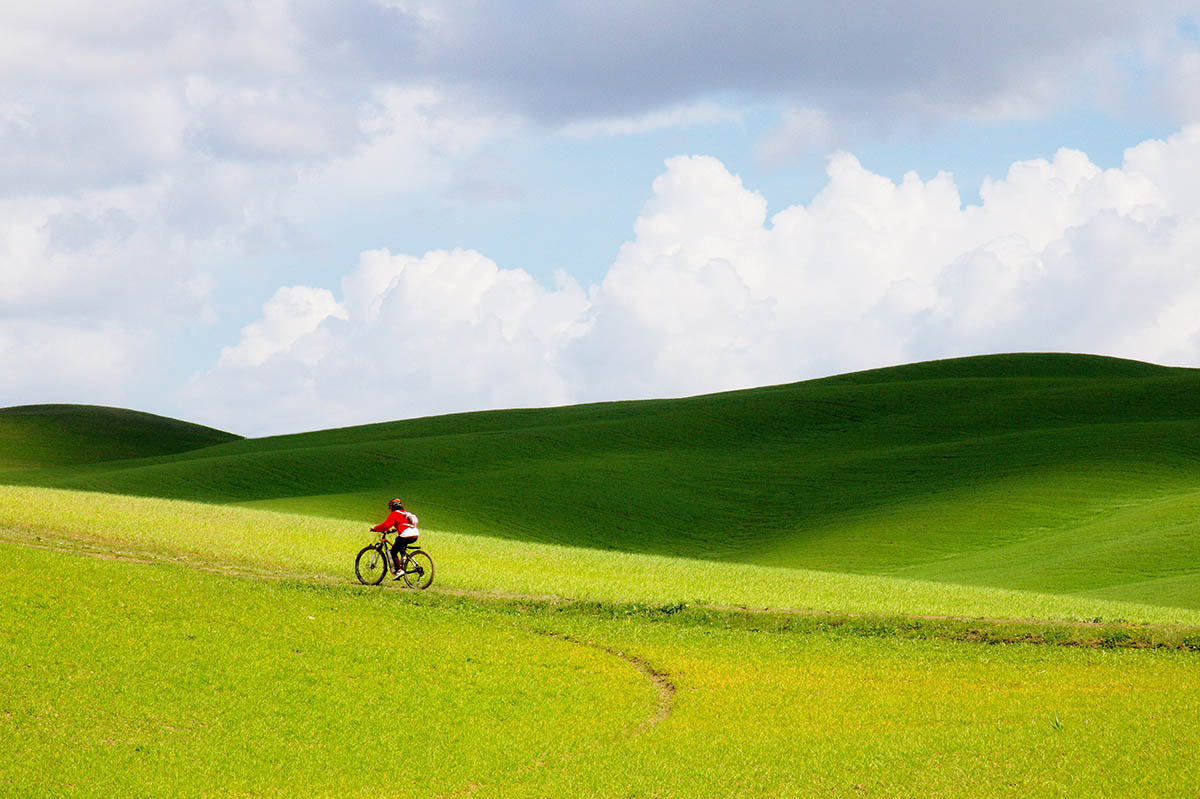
[390,536,418,559]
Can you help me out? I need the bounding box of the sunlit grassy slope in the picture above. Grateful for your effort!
[7,538,1199,798]
[0,404,239,472]
[8,485,1199,626]
[0,541,651,798]
[4,353,1200,608]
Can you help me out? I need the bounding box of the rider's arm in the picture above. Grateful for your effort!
[371,511,404,532]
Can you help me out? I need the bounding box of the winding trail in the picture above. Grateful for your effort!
[4,527,1197,651]
[534,630,675,733]
[4,528,682,732]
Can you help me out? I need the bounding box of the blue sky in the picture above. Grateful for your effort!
[3,1,1200,435]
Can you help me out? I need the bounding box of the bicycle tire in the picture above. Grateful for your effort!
[355,544,387,585]
[402,549,434,589]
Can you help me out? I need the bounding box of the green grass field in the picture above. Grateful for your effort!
[4,352,1200,796]
[5,353,1200,609]
[3,529,1198,797]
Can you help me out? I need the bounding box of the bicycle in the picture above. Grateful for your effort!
[355,531,435,589]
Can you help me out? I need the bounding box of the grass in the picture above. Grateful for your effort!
[0,543,648,798]
[0,405,238,473]
[5,348,1200,798]
[4,353,1200,610]
[3,540,1199,798]
[4,485,1199,627]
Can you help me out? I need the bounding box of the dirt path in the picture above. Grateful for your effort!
[534,630,675,733]
[4,528,1197,649]
[8,528,683,731]
[1,528,679,798]
[0,530,360,589]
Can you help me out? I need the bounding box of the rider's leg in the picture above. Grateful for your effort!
[391,536,418,579]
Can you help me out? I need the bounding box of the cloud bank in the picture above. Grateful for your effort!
[0,2,510,408]
[4,2,1200,426]
[403,0,1185,123]
[188,127,1200,435]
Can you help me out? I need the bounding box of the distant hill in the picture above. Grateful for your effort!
[0,405,240,472]
[2,354,1199,609]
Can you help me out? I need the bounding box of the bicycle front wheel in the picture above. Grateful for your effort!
[355,545,387,585]
[402,550,434,589]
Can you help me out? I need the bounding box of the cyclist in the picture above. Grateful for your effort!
[371,498,420,581]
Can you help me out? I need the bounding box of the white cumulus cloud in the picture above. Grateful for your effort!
[219,286,347,368]
[185,248,589,433]
[186,125,1200,435]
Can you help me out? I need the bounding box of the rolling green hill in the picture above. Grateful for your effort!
[7,354,1198,798]
[3,353,1199,609]
[0,404,240,472]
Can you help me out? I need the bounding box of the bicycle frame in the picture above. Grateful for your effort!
[377,533,396,575]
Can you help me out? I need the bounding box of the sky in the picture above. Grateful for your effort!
[4,0,1200,436]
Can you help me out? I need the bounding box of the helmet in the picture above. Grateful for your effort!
[389,498,404,511]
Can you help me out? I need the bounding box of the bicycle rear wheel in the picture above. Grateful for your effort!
[355,545,387,585]
[402,549,434,589]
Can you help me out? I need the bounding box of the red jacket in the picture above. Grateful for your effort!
[372,510,417,537]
